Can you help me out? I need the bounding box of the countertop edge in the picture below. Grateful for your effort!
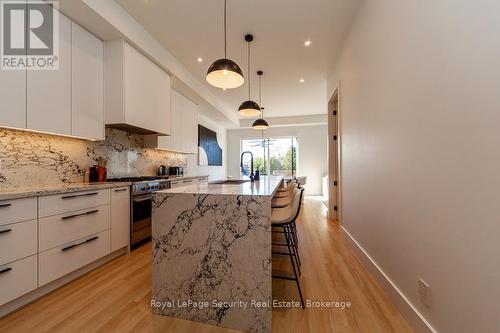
[0,182,132,201]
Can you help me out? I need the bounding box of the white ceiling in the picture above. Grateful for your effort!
[115,0,360,119]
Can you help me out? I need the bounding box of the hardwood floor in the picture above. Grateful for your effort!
[0,197,413,333]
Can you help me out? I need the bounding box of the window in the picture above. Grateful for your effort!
[240,137,298,177]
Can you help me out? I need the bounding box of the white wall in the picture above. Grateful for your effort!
[328,1,500,333]
[227,125,328,195]
[186,112,227,181]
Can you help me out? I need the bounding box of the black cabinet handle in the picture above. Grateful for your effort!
[61,192,99,199]
[0,267,12,274]
[183,180,193,183]
[0,229,12,234]
[0,203,12,208]
[62,209,99,220]
[114,188,128,192]
[62,236,99,252]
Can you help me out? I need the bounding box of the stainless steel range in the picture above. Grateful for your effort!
[108,177,170,247]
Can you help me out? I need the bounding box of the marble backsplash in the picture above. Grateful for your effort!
[0,127,187,188]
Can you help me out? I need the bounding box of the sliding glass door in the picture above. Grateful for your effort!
[240,137,298,177]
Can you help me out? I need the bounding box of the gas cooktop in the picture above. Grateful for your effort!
[107,176,161,183]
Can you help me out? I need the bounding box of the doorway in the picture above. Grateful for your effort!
[328,88,341,221]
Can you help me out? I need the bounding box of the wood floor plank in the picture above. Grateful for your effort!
[0,197,412,333]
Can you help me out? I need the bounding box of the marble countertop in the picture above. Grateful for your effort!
[154,176,283,196]
[0,182,131,201]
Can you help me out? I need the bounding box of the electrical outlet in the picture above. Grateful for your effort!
[418,278,431,308]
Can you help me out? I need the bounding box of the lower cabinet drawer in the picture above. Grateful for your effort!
[39,230,110,286]
[39,205,110,252]
[0,197,37,226]
[0,255,38,306]
[0,219,38,266]
[39,189,110,218]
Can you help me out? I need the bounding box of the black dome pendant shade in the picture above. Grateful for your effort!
[252,70,270,129]
[252,117,269,130]
[206,0,244,89]
[238,34,261,117]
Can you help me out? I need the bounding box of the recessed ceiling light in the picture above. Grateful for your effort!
[197,57,203,63]
[304,40,312,47]
[299,78,305,83]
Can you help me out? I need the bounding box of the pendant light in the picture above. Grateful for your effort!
[252,70,270,129]
[206,0,244,89]
[238,34,261,117]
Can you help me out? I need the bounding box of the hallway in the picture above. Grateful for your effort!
[0,197,412,333]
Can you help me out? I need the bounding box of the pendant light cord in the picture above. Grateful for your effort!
[259,74,263,119]
[224,0,227,59]
[247,41,251,99]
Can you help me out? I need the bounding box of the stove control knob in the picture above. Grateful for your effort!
[140,187,145,191]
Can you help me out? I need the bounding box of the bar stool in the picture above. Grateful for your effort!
[271,188,305,308]
[274,182,296,198]
[272,186,301,265]
[277,179,295,192]
[272,183,298,208]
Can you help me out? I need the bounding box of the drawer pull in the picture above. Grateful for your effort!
[0,267,12,274]
[0,203,12,208]
[183,180,193,183]
[114,188,128,192]
[61,192,99,200]
[62,236,99,252]
[62,209,99,220]
[0,228,12,234]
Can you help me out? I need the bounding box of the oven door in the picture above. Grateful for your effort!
[131,194,152,245]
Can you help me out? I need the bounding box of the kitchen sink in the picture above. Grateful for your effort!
[209,179,250,185]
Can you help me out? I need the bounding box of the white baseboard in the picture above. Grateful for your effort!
[341,226,438,333]
[0,247,128,318]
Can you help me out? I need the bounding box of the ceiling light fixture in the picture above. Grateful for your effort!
[252,71,270,130]
[238,34,261,117]
[299,78,305,83]
[304,40,312,47]
[197,57,203,62]
[206,0,244,89]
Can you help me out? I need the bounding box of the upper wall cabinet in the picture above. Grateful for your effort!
[180,94,198,154]
[146,89,198,154]
[71,23,104,140]
[0,8,105,141]
[0,65,26,129]
[27,12,72,136]
[105,40,171,135]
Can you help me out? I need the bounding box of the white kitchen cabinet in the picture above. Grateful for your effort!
[0,219,37,266]
[105,40,171,135]
[39,205,110,252]
[39,230,110,286]
[181,95,199,153]
[38,189,110,218]
[0,255,38,306]
[26,11,72,136]
[170,89,183,151]
[110,187,130,252]
[148,90,198,153]
[71,23,104,140]
[0,197,37,226]
[0,68,26,129]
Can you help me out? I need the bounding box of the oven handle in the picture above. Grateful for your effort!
[133,195,152,203]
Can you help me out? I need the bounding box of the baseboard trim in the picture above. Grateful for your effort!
[0,247,128,318]
[341,226,437,333]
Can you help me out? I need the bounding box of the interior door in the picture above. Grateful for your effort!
[328,92,340,221]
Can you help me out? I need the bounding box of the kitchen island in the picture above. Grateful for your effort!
[151,176,283,333]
